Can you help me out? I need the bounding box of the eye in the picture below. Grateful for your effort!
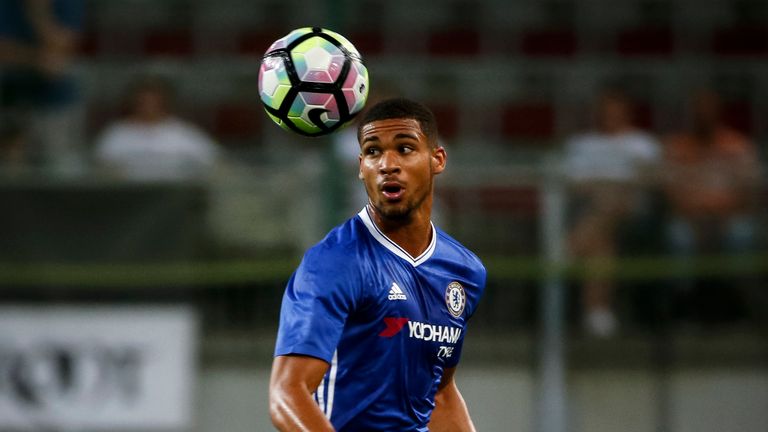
[399,145,414,154]
[364,146,381,156]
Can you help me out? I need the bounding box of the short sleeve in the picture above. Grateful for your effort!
[445,260,486,369]
[274,247,361,364]
[443,331,466,368]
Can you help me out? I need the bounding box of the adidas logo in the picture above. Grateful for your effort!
[387,282,407,301]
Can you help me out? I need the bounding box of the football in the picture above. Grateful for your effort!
[258,27,369,137]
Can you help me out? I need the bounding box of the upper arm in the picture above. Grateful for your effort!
[270,354,330,396]
[437,366,457,392]
[431,366,476,431]
[269,355,337,431]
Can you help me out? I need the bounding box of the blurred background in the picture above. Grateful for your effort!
[0,0,767,431]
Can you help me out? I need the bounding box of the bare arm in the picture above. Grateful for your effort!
[428,367,477,432]
[269,354,336,432]
[0,0,79,73]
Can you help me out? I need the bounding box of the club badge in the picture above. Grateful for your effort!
[445,281,466,318]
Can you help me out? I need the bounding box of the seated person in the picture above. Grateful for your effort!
[94,76,219,181]
[563,88,661,337]
[663,89,760,258]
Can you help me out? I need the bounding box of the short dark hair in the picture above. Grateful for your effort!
[357,98,439,146]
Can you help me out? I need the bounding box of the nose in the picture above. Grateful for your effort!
[378,150,401,175]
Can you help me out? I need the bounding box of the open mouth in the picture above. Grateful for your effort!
[381,182,404,200]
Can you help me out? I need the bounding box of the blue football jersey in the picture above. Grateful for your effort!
[275,207,486,431]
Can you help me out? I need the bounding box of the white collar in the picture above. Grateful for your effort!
[357,206,437,267]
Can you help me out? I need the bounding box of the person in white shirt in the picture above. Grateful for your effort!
[94,76,219,181]
[563,89,661,337]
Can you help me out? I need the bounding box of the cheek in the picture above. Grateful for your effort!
[359,164,376,185]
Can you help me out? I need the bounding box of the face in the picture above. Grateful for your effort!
[358,118,446,221]
[596,94,631,133]
[132,88,169,122]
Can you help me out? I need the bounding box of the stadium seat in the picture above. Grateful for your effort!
[712,25,768,56]
[501,103,556,140]
[427,29,481,57]
[212,103,262,141]
[520,29,577,57]
[722,100,754,135]
[347,31,386,56]
[616,26,674,56]
[238,30,281,56]
[428,104,460,139]
[143,29,195,57]
[476,186,539,214]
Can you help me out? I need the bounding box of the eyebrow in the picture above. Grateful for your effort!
[361,132,420,144]
[394,132,420,141]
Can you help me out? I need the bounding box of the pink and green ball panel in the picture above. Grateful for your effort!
[291,37,346,84]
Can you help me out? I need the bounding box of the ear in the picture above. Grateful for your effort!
[431,146,446,175]
[358,153,364,180]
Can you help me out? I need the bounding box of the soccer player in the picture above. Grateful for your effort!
[269,98,486,431]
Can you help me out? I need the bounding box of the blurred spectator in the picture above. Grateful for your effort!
[0,116,28,176]
[94,76,220,182]
[663,90,760,258]
[0,0,85,173]
[563,88,661,337]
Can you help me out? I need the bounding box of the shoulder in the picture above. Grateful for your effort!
[299,216,370,277]
[95,122,134,151]
[564,133,599,151]
[434,228,487,284]
[624,130,661,155]
[626,130,659,146]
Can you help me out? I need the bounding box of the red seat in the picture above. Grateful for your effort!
[427,29,481,57]
[143,29,194,57]
[722,101,754,135]
[212,103,262,141]
[477,186,539,214]
[501,103,556,139]
[439,186,540,215]
[520,29,577,57]
[617,26,674,56]
[712,26,768,56]
[238,30,280,56]
[347,31,385,56]
[429,104,460,139]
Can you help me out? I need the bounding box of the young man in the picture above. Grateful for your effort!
[270,98,486,431]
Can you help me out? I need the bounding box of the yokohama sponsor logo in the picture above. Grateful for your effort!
[379,318,462,344]
[408,321,462,344]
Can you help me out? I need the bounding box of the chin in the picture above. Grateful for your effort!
[374,202,413,221]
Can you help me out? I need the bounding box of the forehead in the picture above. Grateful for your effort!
[359,118,426,143]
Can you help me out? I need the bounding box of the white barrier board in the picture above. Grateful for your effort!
[0,306,197,430]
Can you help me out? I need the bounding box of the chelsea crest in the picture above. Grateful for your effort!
[445,281,466,318]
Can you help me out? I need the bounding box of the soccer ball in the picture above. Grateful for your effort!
[258,27,370,137]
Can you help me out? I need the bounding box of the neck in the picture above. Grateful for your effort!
[132,113,170,124]
[602,123,632,135]
[367,201,433,259]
